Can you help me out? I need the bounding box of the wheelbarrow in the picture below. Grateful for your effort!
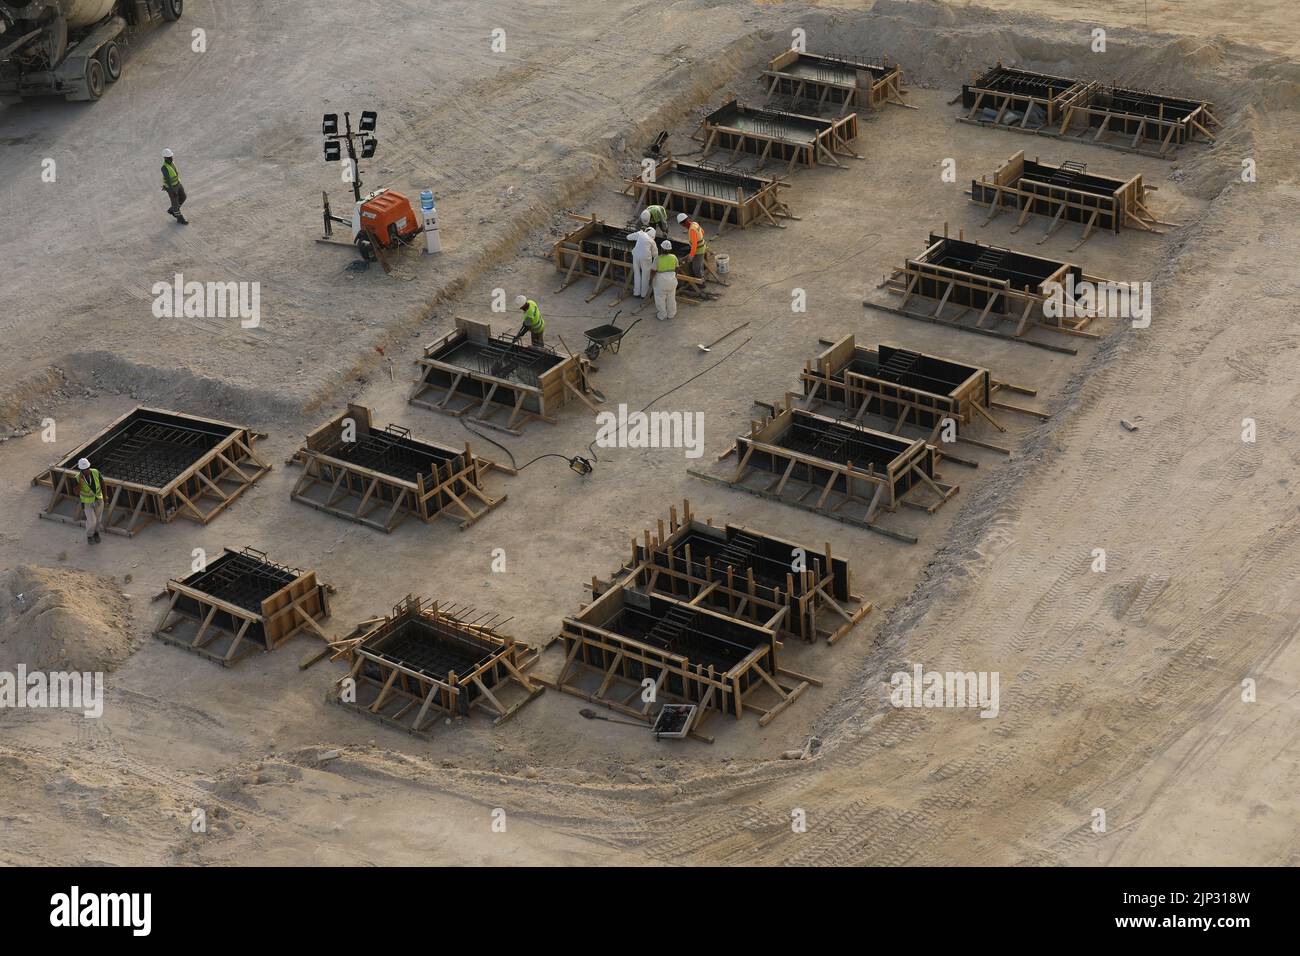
[582,313,641,360]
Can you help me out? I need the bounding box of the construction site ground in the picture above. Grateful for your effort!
[2,0,1298,865]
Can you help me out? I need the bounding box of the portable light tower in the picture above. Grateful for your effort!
[319,108,422,267]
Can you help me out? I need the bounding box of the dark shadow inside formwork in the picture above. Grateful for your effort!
[351,608,527,723]
[923,234,1082,295]
[597,591,765,675]
[364,618,497,683]
[322,423,461,484]
[971,159,1130,231]
[61,408,228,487]
[572,222,693,275]
[657,162,766,200]
[430,335,564,390]
[963,64,1076,107]
[173,549,300,648]
[844,345,979,397]
[1018,159,1124,194]
[746,413,931,499]
[705,102,828,143]
[961,65,1211,148]
[764,52,901,113]
[641,527,818,599]
[787,53,898,85]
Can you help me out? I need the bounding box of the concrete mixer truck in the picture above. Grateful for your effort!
[0,0,181,103]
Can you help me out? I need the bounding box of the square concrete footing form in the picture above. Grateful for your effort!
[551,502,873,741]
[553,214,716,304]
[798,334,1049,456]
[692,398,956,543]
[696,98,862,172]
[760,51,909,113]
[32,406,271,537]
[971,150,1174,250]
[153,547,332,667]
[332,596,544,735]
[959,62,1218,157]
[869,228,1119,354]
[289,403,509,532]
[410,318,601,434]
[624,158,794,236]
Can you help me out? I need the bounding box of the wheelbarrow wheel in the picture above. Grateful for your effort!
[585,342,602,361]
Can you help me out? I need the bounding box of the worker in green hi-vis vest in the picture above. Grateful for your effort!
[649,240,679,321]
[160,147,188,224]
[75,457,105,546]
[513,295,545,347]
[639,203,669,240]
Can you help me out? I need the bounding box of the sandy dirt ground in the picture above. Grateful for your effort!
[1,0,1298,865]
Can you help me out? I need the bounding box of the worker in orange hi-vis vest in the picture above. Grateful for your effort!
[677,212,709,280]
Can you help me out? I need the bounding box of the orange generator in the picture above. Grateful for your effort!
[359,189,421,248]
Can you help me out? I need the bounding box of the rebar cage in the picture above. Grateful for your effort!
[154,546,331,666]
[33,406,271,537]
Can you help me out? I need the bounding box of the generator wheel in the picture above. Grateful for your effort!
[355,235,377,262]
[83,58,106,101]
[162,0,183,22]
[100,42,122,82]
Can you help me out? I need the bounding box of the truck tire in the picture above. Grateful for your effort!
[83,58,106,100]
[162,0,183,21]
[100,42,123,83]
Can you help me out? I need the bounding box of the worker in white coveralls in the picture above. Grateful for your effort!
[649,240,679,321]
[76,458,105,546]
[627,226,658,298]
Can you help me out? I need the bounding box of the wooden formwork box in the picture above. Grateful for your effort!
[971,151,1172,250]
[696,99,862,173]
[760,51,909,113]
[873,230,1114,354]
[798,335,1048,454]
[623,158,794,236]
[153,548,332,667]
[554,586,818,740]
[409,318,600,434]
[960,62,1218,158]
[601,501,872,645]
[552,214,711,302]
[692,402,956,543]
[289,403,508,533]
[960,63,1084,131]
[32,407,271,538]
[334,596,543,735]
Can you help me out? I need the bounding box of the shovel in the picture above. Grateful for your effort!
[579,707,646,728]
[698,321,749,352]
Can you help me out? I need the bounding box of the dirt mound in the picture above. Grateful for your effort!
[0,566,134,673]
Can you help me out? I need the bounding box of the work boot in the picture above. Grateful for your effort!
[92,532,101,544]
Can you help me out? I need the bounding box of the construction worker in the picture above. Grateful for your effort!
[649,240,679,321]
[513,295,545,347]
[76,458,104,546]
[677,212,709,280]
[627,226,657,298]
[639,203,669,239]
[160,147,188,224]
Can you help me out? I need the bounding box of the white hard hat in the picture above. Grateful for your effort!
[640,210,651,224]
[77,458,91,470]
[676,213,688,223]
[162,148,174,158]
[660,240,672,250]
[514,295,527,308]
